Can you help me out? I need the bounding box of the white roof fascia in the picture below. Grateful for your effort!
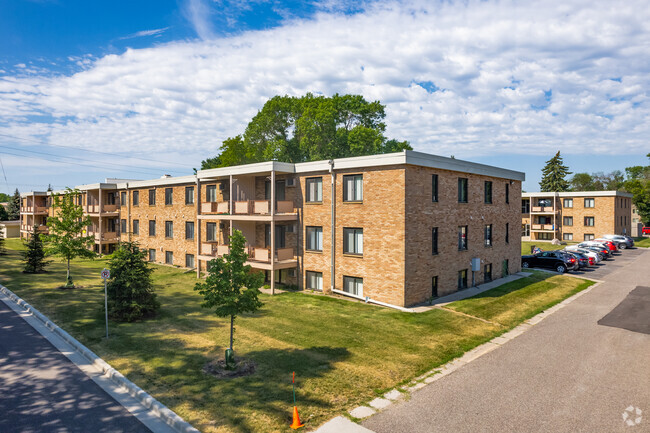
[404,150,525,181]
[20,191,48,197]
[118,175,197,189]
[523,191,633,198]
[198,161,295,179]
[75,183,118,191]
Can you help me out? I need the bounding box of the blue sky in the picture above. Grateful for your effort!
[1,0,649,195]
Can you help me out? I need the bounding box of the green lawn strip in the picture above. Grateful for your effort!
[633,237,650,248]
[446,271,595,327]
[521,241,578,255]
[0,240,588,433]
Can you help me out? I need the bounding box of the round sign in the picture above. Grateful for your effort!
[101,268,110,279]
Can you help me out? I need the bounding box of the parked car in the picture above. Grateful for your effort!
[565,246,602,264]
[521,251,578,273]
[601,234,634,249]
[642,227,650,235]
[565,251,590,268]
[594,239,618,252]
[577,243,610,259]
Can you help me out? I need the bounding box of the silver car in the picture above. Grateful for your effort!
[601,234,634,249]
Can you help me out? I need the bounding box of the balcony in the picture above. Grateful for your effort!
[20,225,48,233]
[21,207,33,213]
[200,200,297,221]
[34,206,48,214]
[531,224,554,231]
[91,231,119,242]
[531,206,555,213]
[248,247,295,263]
[201,201,229,214]
[102,204,119,213]
[201,243,229,257]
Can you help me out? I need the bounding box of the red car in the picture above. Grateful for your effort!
[642,227,650,235]
[595,239,617,252]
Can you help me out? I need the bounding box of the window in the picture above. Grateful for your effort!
[148,249,156,261]
[185,186,194,205]
[343,228,363,255]
[305,177,323,203]
[343,174,363,202]
[584,216,595,227]
[563,198,573,208]
[522,200,530,214]
[505,183,510,204]
[165,188,173,205]
[484,264,492,283]
[148,189,156,205]
[432,227,438,255]
[185,254,195,268]
[538,232,553,240]
[165,221,173,238]
[133,219,139,235]
[120,192,126,207]
[165,251,173,265]
[484,181,493,204]
[120,219,127,234]
[206,185,217,202]
[503,259,509,277]
[484,224,493,247]
[563,216,573,226]
[149,220,156,236]
[584,198,595,208]
[505,223,510,244]
[306,226,323,252]
[432,174,439,202]
[133,191,139,206]
[458,178,468,203]
[306,271,323,291]
[206,222,217,242]
[563,233,573,241]
[185,221,194,240]
[458,225,468,250]
[343,276,363,296]
[584,233,595,241]
[431,276,438,298]
[458,269,468,289]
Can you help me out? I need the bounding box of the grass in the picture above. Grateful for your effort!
[0,239,593,433]
[633,237,650,248]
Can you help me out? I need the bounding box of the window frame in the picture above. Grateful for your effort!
[185,186,195,205]
[484,181,493,204]
[563,216,573,226]
[458,225,468,251]
[305,177,323,203]
[164,188,173,205]
[505,183,510,204]
[206,185,217,203]
[343,227,363,255]
[432,174,439,202]
[148,220,156,237]
[343,276,363,297]
[584,198,595,208]
[132,219,139,235]
[584,216,595,227]
[505,222,510,244]
[206,222,217,242]
[133,190,140,206]
[584,233,595,241]
[165,251,173,265]
[148,249,156,261]
[458,269,468,290]
[148,189,156,206]
[563,233,573,241]
[458,178,468,203]
[306,271,323,291]
[432,227,438,255]
[120,219,127,234]
[306,226,323,252]
[342,174,363,202]
[185,254,195,268]
[185,221,195,240]
[431,276,438,298]
[563,198,573,208]
[484,224,493,247]
[165,221,173,238]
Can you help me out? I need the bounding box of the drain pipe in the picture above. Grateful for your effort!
[329,159,335,293]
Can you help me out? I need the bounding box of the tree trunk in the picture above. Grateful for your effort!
[67,259,70,280]
[229,315,234,351]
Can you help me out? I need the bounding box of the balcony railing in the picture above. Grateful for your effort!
[102,204,119,213]
[34,206,48,214]
[248,247,295,263]
[201,201,229,214]
[201,243,230,257]
[531,224,554,230]
[90,231,119,241]
[87,205,100,213]
[531,206,554,212]
[201,200,296,216]
[21,225,48,233]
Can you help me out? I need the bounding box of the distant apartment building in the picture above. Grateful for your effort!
[521,191,632,242]
[631,203,645,236]
[19,151,524,308]
[19,191,49,238]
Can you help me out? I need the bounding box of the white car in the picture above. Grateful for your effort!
[565,246,602,263]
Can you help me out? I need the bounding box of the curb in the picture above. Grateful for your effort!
[0,284,200,433]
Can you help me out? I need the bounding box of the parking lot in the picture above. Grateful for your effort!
[568,247,646,280]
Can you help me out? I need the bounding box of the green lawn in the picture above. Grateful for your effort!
[633,237,650,248]
[0,239,592,433]
[521,241,575,255]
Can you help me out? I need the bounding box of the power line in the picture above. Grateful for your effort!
[0,132,197,169]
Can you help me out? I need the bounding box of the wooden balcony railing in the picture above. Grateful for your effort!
[102,204,119,213]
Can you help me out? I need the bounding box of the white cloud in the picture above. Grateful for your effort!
[119,27,170,40]
[183,0,217,40]
[1,0,649,180]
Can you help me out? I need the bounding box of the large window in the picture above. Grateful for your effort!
[584,233,595,241]
[185,186,194,205]
[185,254,195,268]
[432,227,438,255]
[148,189,156,206]
[484,224,493,247]
[306,177,323,203]
[584,198,595,208]
[343,228,363,255]
[563,216,573,226]
[206,222,217,242]
[306,226,323,251]
[563,198,573,208]
[484,181,493,204]
[584,216,595,227]
[563,233,573,241]
[458,225,468,250]
[458,269,468,289]
[149,220,156,236]
[343,276,363,296]
[133,191,139,206]
[432,174,439,202]
[165,251,173,265]
[148,249,156,261]
[132,219,139,235]
[306,271,323,291]
[522,200,530,214]
[206,185,217,202]
[343,174,363,202]
[165,221,173,238]
[185,221,194,240]
[458,178,468,203]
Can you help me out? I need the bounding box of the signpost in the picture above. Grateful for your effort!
[101,268,110,338]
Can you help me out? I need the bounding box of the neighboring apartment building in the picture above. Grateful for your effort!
[521,191,632,242]
[19,151,524,308]
[19,191,49,239]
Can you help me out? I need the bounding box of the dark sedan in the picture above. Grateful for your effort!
[521,251,578,273]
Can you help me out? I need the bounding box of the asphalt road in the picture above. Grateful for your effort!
[0,301,152,433]
[363,248,650,433]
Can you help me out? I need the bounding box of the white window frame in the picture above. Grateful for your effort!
[343,276,363,297]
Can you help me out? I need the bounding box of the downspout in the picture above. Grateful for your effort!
[329,159,335,293]
[196,175,201,278]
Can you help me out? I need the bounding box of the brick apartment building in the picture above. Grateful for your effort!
[521,191,633,242]
[20,150,524,308]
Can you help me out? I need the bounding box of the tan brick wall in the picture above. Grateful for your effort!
[405,166,522,304]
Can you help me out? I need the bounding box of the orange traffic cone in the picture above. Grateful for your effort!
[290,406,304,429]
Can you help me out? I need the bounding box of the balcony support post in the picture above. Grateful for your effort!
[270,169,276,295]
[98,186,102,255]
[196,176,201,278]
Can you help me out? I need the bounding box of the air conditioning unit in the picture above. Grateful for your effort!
[286,178,296,187]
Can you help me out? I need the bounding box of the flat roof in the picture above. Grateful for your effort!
[118,175,197,189]
[20,191,48,197]
[523,191,633,198]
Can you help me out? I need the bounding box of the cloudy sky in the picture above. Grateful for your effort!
[1,0,648,194]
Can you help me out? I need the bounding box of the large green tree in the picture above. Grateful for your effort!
[0,192,11,202]
[539,151,571,192]
[201,93,411,169]
[45,188,95,288]
[569,171,624,191]
[0,204,8,221]
[106,242,159,321]
[6,189,20,220]
[194,230,264,369]
[623,153,650,224]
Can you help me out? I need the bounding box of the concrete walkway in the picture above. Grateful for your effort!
[362,248,650,433]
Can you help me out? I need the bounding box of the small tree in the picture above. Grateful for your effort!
[7,188,20,220]
[194,230,264,369]
[22,225,49,272]
[106,242,159,321]
[45,188,94,288]
[0,231,6,256]
[540,151,571,192]
[0,204,9,221]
